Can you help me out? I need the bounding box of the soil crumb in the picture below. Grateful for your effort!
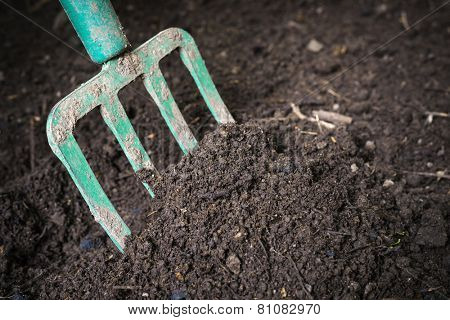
[37,123,448,299]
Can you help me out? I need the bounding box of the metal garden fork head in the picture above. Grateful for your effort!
[47,0,234,252]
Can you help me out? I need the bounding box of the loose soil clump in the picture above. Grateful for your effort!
[38,123,448,299]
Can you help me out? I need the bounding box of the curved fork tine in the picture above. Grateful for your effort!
[143,69,198,155]
[52,134,131,252]
[179,34,234,124]
[100,96,157,195]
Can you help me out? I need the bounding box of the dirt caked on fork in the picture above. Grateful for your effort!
[46,0,234,252]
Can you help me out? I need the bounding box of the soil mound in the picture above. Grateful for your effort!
[37,123,448,299]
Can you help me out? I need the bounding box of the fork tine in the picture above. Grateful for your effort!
[100,96,157,195]
[55,134,131,252]
[179,35,234,124]
[143,69,198,154]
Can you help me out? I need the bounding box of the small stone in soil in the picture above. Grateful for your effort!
[383,179,394,188]
[376,4,388,14]
[80,238,94,250]
[175,272,184,281]
[233,228,247,241]
[304,283,312,293]
[171,290,187,300]
[307,39,323,52]
[11,293,26,300]
[325,250,335,258]
[365,140,376,151]
[226,253,241,274]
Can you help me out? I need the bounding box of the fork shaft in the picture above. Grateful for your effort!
[60,0,129,64]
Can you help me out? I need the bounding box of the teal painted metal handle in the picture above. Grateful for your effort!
[60,0,129,64]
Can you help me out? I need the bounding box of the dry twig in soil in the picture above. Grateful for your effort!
[290,103,336,130]
[312,110,353,125]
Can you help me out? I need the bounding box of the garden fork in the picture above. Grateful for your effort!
[46,0,234,252]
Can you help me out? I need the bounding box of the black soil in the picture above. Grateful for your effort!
[39,123,448,299]
[1,0,449,299]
